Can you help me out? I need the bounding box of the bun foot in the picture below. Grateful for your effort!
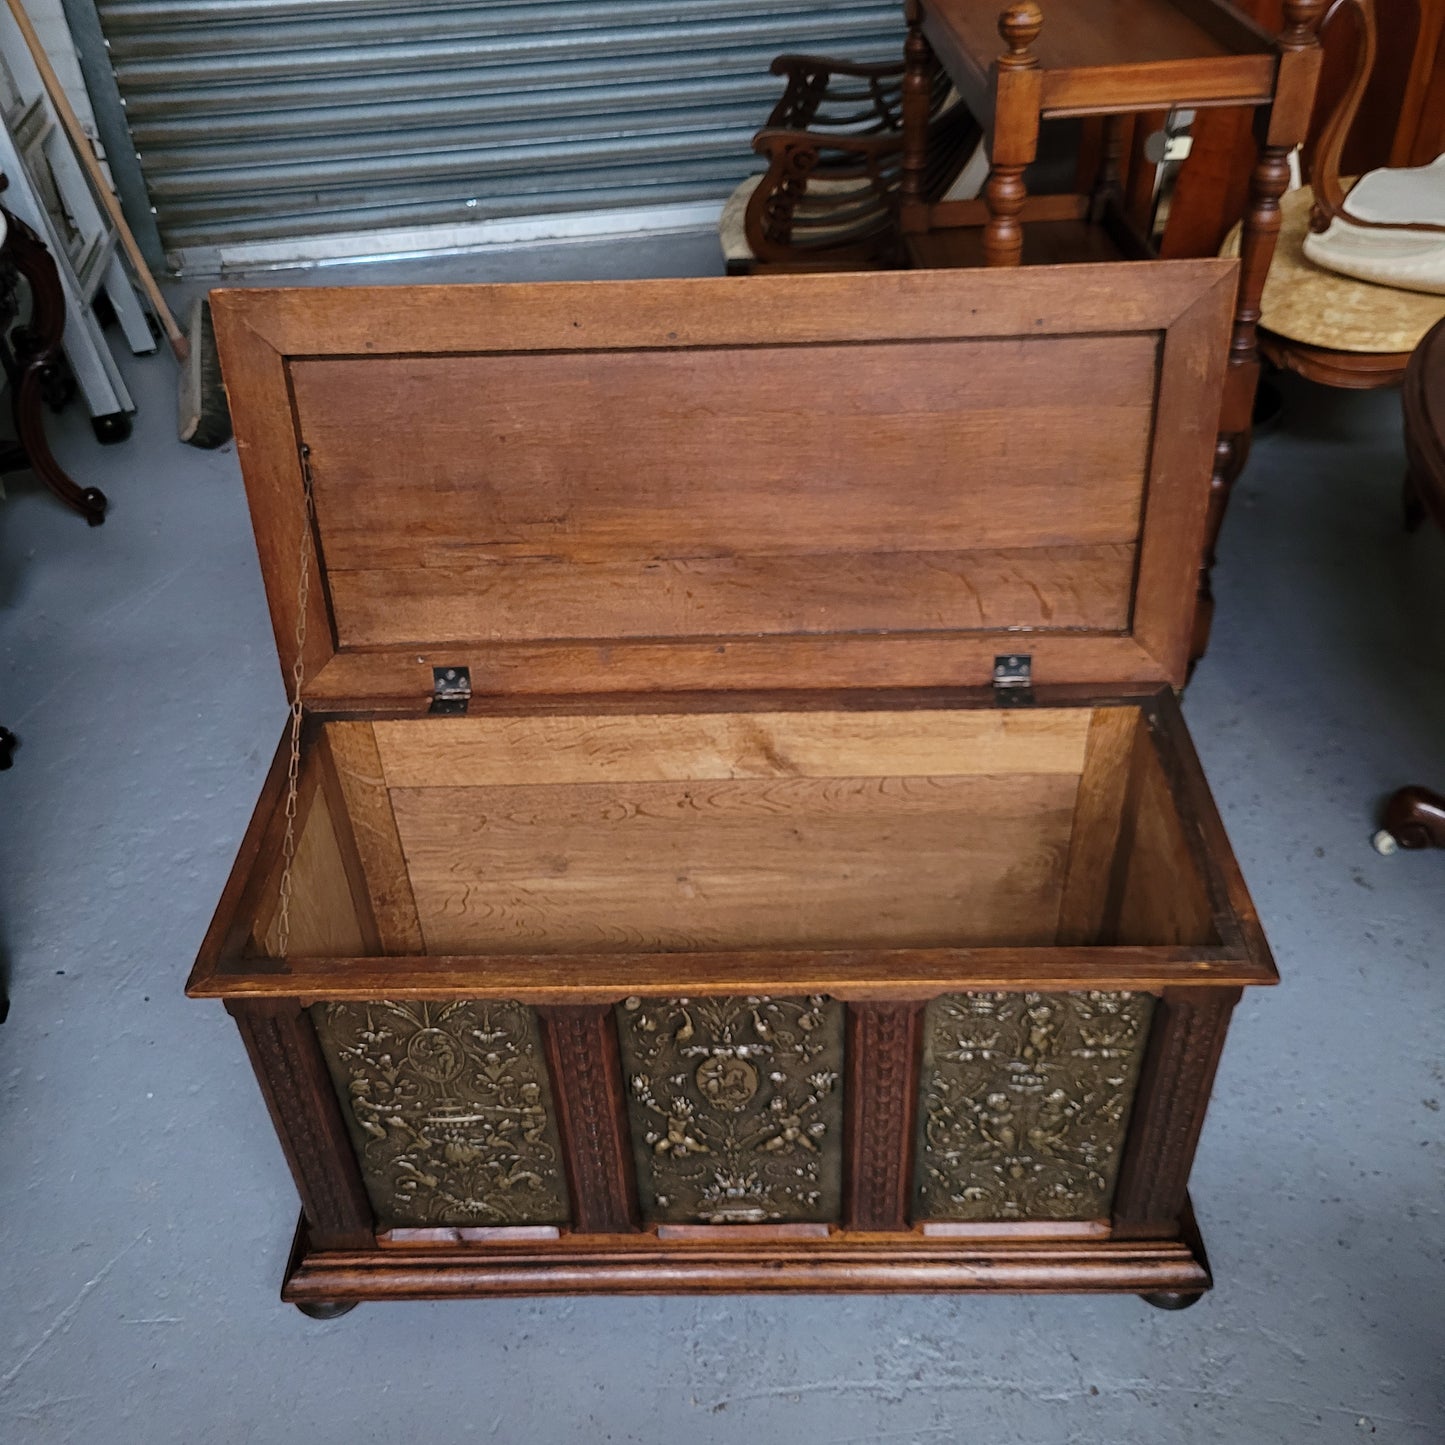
[293,1299,358,1320]
[1141,1290,1203,1311]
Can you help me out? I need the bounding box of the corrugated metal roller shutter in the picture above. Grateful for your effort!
[93,0,905,256]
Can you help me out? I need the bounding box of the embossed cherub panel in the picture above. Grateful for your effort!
[616,995,845,1225]
[915,991,1155,1223]
[312,999,570,1228]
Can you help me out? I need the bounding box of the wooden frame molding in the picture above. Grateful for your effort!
[227,999,373,1250]
[1111,986,1242,1238]
[210,263,1237,706]
[281,1214,1212,1303]
[537,1005,639,1234]
[843,1002,926,1231]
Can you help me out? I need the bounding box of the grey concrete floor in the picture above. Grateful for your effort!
[1,233,1442,1444]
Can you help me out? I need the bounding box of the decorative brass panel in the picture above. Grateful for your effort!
[311,1000,569,1229]
[915,991,1154,1222]
[617,995,844,1225]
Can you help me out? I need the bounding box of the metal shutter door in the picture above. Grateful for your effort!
[90,0,904,263]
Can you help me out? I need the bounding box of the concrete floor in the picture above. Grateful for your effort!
[1,233,1442,1444]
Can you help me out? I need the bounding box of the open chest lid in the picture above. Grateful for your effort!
[212,261,1236,708]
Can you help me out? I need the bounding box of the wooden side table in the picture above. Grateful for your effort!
[899,0,1327,661]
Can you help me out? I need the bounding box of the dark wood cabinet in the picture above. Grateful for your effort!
[190,262,1273,1315]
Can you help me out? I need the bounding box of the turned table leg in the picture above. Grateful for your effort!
[982,3,1043,267]
[1192,1,1325,665]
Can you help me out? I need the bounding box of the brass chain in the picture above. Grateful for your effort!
[274,454,314,957]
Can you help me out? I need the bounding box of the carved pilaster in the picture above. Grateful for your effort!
[1112,988,1241,1239]
[538,1005,638,1233]
[844,1002,923,1231]
[228,999,373,1250]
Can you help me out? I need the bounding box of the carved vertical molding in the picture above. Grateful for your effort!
[537,1005,638,1234]
[227,999,373,1250]
[1111,988,1241,1240]
[843,1002,923,1232]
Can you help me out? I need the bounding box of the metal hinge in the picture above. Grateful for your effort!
[430,665,472,715]
[993,653,1033,705]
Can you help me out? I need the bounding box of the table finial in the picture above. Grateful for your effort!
[1280,0,1326,49]
[997,2,1043,66]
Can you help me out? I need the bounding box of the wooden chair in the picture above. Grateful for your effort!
[1220,0,1445,387]
[721,54,983,274]
[1372,314,1445,855]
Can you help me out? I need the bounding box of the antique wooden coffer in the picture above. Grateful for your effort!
[190,261,1274,1316]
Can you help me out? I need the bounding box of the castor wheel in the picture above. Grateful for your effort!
[1141,1290,1203,1311]
[1374,786,1445,853]
[80,487,107,526]
[91,412,132,445]
[293,1299,358,1320]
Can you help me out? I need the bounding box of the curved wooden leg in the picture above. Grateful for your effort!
[1141,1290,1204,1311]
[293,1299,358,1320]
[1373,787,1445,853]
[1,202,107,525]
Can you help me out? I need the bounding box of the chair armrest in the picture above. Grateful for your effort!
[767,54,909,133]
[745,128,905,265]
[769,54,906,81]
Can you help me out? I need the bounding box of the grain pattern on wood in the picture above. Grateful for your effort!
[305,634,1175,704]
[228,999,373,1250]
[289,337,1157,654]
[390,772,1079,955]
[1142,690,1272,966]
[1112,987,1240,1238]
[1129,267,1238,682]
[372,708,1093,790]
[213,263,1240,700]
[315,731,383,955]
[1056,706,1143,944]
[844,1002,924,1231]
[537,1006,639,1234]
[1107,728,1219,948]
[326,544,1138,648]
[219,262,1227,361]
[254,800,364,960]
[193,943,1276,1003]
[255,770,367,960]
[318,722,424,953]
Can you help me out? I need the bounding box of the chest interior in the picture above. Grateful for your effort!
[247,698,1217,963]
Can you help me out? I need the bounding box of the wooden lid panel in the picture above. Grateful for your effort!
[292,333,1155,651]
[212,263,1237,700]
